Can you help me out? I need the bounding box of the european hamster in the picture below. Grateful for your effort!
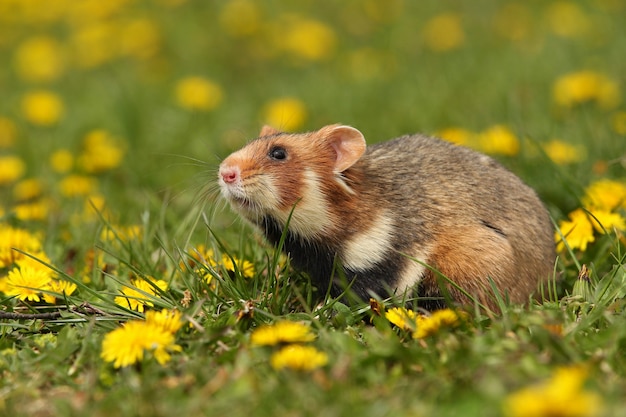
[218,124,555,309]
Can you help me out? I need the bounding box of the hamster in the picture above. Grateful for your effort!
[218,124,556,309]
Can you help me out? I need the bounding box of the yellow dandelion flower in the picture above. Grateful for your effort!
[20,90,65,126]
[221,254,255,278]
[413,309,466,339]
[4,265,53,302]
[77,130,125,173]
[280,17,337,61]
[119,18,161,60]
[13,178,44,201]
[174,76,223,112]
[81,194,108,221]
[476,125,520,156]
[58,174,98,197]
[0,117,18,148]
[13,36,66,82]
[436,127,474,146]
[100,224,142,243]
[587,209,626,234]
[145,309,184,334]
[545,2,591,39]
[219,0,261,37]
[0,225,42,268]
[270,345,328,371]
[70,21,118,69]
[250,320,316,346]
[101,319,181,368]
[185,245,218,269]
[555,208,595,252]
[613,111,626,135]
[0,155,26,185]
[503,365,603,417]
[13,200,51,222]
[114,277,168,313]
[42,279,77,304]
[422,13,465,52]
[49,149,74,173]
[542,139,586,165]
[385,307,419,331]
[262,97,307,132]
[583,179,626,211]
[553,71,621,109]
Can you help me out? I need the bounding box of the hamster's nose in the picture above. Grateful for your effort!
[219,167,239,184]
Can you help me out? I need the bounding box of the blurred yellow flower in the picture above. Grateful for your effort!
[219,0,261,37]
[503,365,602,417]
[0,155,26,185]
[0,117,18,148]
[77,130,126,173]
[385,307,418,331]
[556,208,595,252]
[174,76,223,111]
[413,308,466,339]
[583,179,626,211]
[587,209,626,234]
[119,18,160,60]
[281,17,337,61]
[613,111,626,135]
[270,345,328,371]
[553,71,621,109]
[13,178,43,201]
[436,127,474,146]
[42,279,77,304]
[101,311,182,368]
[115,277,168,312]
[20,90,65,126]
[59,174,98,197]
[13,36,66,83]
[542,139,586,165]
[100,224,142,243]
[145,309,184,335]
[70,22,118,68]
[545,2,591,39]
[477,125,520,156]
[13,200,51,222]
[262,97,307,132]
[250,321,316,346]
[422,13,465,52]
[49,149,74,174]
[387,307,466,338]
[4,265,52,302]
[81,194,108,221]
[0,224,43,268]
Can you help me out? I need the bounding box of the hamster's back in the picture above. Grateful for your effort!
[358,134,555,306]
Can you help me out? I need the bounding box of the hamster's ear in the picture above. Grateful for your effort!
[320,125,366,173]
[259,125,281,137]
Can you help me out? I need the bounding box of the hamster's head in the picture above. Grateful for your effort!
[218,124,366,239]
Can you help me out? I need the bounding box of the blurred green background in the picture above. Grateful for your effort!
[1,0,624,231]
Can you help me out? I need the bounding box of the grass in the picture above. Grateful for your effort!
[1,1,626,416]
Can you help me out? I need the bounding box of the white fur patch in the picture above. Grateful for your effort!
[394,245,432,294]
[342,212,394,271]
[274,170,333,239]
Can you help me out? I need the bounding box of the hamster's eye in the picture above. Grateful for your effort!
[268,146,287,161]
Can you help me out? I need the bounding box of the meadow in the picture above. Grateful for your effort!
[1,1,625,416]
